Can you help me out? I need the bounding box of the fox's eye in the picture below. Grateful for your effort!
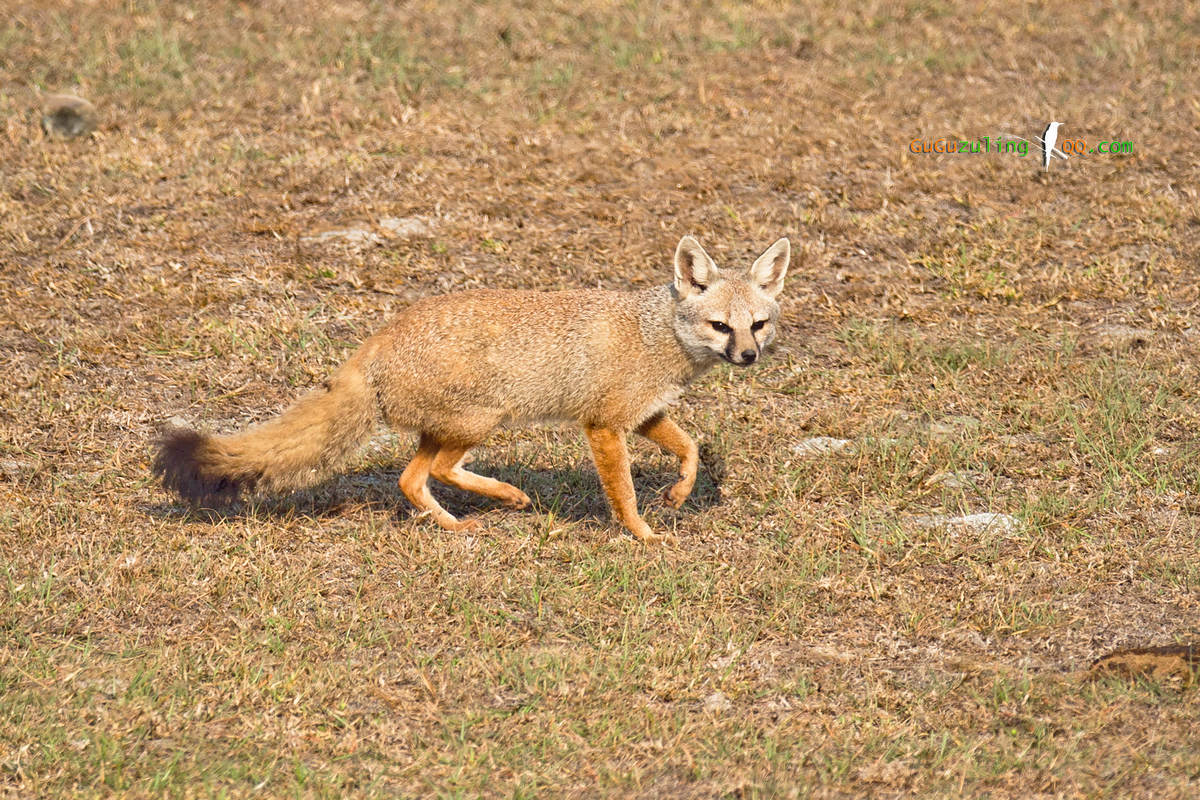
[710,321,732,334]
[751,320,767,332]
[692,282,708,292]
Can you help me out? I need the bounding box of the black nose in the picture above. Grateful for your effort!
[741,349,757,364]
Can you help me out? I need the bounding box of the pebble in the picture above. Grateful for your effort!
[378,216,431,237]
[0,459,32,480]
[791,436,855,457]
[301,216,431,248]
[912,512,1020,535]
[703,691,731,713]
[925,470,985,490]
[928,416,980,439]
[1091,324,1154,352]
[41,93,97,138]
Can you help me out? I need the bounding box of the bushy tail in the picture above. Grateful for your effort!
[153,361,378,506]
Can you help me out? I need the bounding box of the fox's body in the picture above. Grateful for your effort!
[154,236,789,542]
[368,286,698,437]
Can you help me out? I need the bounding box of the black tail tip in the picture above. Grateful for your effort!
[152,426,245,506]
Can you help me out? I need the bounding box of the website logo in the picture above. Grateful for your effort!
[909,121,1133,172]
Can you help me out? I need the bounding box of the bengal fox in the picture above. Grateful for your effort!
[153,235,789,543]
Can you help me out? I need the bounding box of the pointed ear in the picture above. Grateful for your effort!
[673,236,720,298]
[749,237,790,298]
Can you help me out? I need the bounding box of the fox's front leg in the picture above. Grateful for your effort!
[636,413,699,509]
[584,426,673,544]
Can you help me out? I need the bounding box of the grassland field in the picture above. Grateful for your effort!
[2,1,1199,797]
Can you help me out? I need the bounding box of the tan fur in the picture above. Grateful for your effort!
[153,236,789,543]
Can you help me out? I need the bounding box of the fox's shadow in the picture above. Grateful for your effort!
[145,446,726,529]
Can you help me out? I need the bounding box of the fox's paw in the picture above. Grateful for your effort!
[663,480,693,509]
[501,489,532,510]
[628,522,677,546]
[641,531,679,546]
[436,515,480,533]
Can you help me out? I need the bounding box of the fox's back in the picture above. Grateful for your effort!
[360,286,695,431]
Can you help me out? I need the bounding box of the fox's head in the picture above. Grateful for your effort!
[671,235,790,367]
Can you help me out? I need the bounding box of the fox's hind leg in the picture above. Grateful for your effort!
[399,434,477,531]
[430,445,532,510]
[636,414,699,509]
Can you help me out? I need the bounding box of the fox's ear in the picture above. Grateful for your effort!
[749,237,789,298]
[674,235,720,298]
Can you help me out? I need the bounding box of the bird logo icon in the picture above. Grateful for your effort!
[1039,121,1069,170]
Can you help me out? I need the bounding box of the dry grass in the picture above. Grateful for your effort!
[3,1,1200,796]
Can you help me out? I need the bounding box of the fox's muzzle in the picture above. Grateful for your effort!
[725,345,759,366]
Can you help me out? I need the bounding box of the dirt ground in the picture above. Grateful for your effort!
[2,1,1199,797]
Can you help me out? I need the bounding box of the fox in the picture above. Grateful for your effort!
[153,235,790,543]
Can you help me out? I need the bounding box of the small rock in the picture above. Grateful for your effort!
[912,512,1020,535]
[857,758,916,785]
[703,691,731,713]
[925,470,984,490]
[301,216,432,249]
[1092,324,1154,352]
[41,93,97,138]
[791,436,855,457]
[928,416,980,439]
[165,416,192,430]
[377,216,431,237]
[0,459,32,480]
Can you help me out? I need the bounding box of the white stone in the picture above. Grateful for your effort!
[912,512,1020,535]
[1091,324,1154,352]
[928,416,980,438]
[925,471,984,490]
[703,691,732,713]
[791,436,855,457]
[0,459,31,479]
[378,216,431,237]
[301,216,431,249]
[301,227,383,247]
